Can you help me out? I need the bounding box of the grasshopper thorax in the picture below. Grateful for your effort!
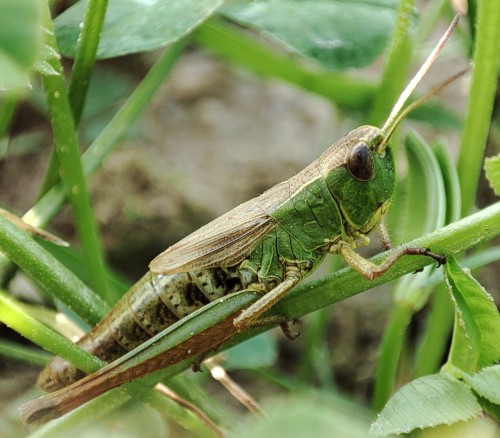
[319,125,395,237]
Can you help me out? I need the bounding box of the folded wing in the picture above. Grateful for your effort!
[149,197,277,274]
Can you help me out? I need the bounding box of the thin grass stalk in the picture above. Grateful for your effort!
[0,290,103,371]
[40,2,111,302]
[194,18,374,109]
[413,284,454,377]
[0,339,51,366]
[67,0,109,125]
[371,305,412,412]
[0,214,108,325]
[39,0,109,196]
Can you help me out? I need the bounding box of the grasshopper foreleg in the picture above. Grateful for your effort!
[377,220,393,251]
[337,242,446,281]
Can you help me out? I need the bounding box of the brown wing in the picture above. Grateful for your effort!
[149,197,276,274]
[149,161,324,275]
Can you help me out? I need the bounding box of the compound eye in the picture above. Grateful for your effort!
[347,142,374,181]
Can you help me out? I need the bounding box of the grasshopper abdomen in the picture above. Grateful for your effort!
[37,268,244,391]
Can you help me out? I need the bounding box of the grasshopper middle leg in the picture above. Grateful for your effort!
[233,266,301,332]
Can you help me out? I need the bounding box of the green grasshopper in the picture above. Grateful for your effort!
[22,16,463,424]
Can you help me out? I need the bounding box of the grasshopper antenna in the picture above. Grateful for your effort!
[376,14,462,153]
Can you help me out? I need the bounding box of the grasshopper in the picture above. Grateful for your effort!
[21,16,463,424]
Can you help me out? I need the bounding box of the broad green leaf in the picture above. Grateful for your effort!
[193,17,375,109]
[444,257,500,372]
[467,365,500,404]
[415,416,500,438]
[484,153,500,195]
[221,0,401,70]
[0,0,42,90]
[445,310,480,377]
[55,0,224,59]
[370,374,482,436]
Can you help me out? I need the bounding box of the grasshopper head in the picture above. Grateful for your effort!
[320,125,394,237]
[319,15,463,240]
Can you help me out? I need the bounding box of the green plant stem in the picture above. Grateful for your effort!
[195,17,374,109]
[457,1,500,215]
[41,3,111,302]
[68,0,109,125]
[61,203,499,388]
[0,214,108,326]
[39,0,109,198]
[37,150,59,201]
[368,0,414,126]
[0,291,103,371]
[372,304,412,412]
